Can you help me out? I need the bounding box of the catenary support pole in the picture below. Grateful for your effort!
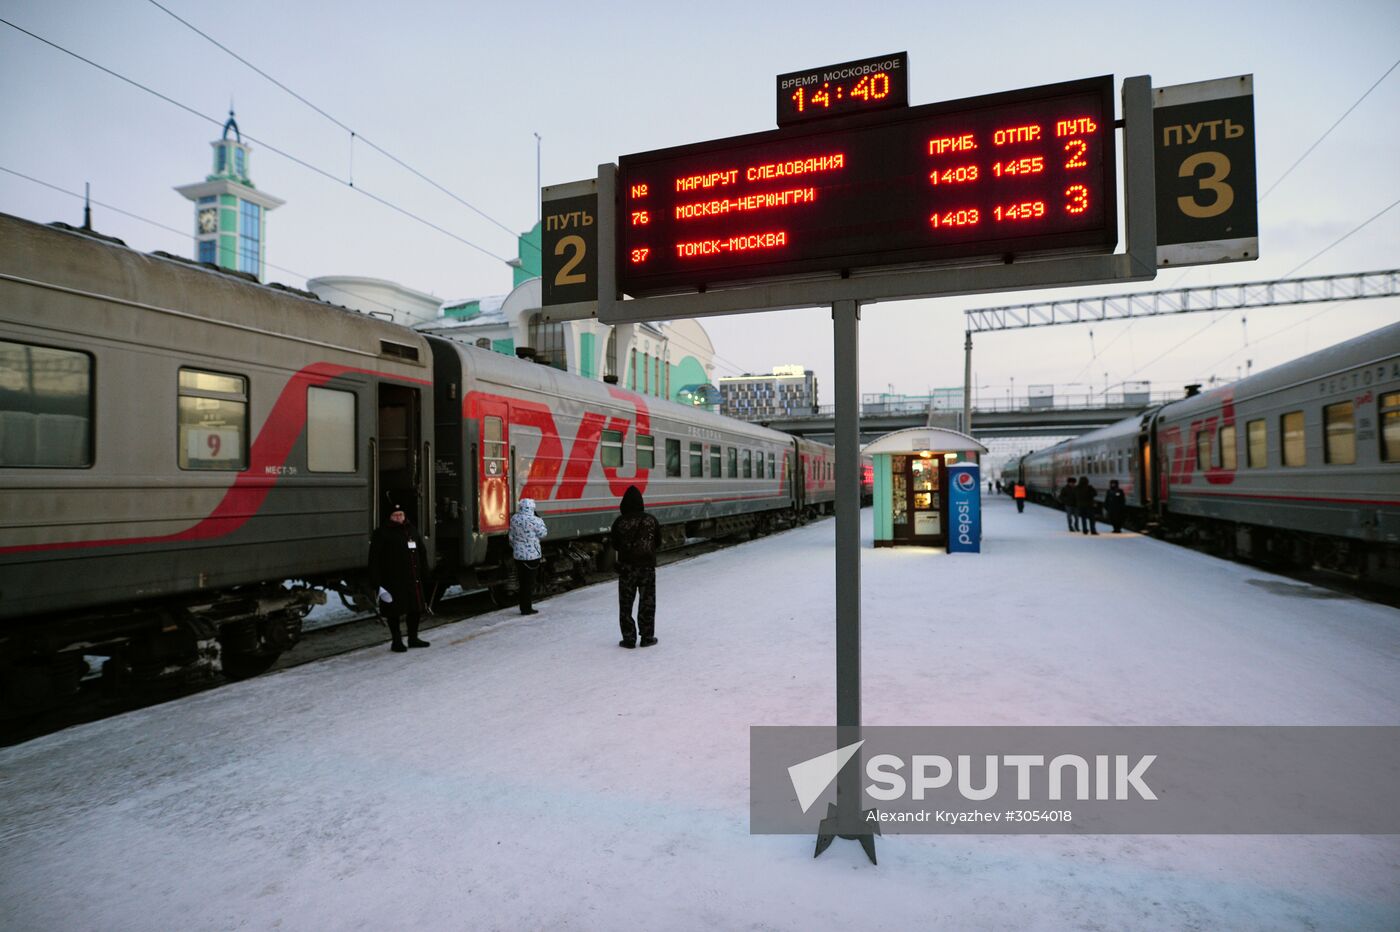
[963,330,973,434]
[815,298,878,864]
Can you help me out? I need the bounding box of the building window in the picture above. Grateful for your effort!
[1247,419,1266,467]
[689,441,703,477]
[602,429,624,468]
[0,340,92,468]
[307,387,356,472]
[1219,424,1236,470]
[642,354,650,395]
[198,240,216,264]
[629,349,637,390]
[178,368,247,470]
[527,313,567,371]
[238,200,260,275]
[234,147,245,177]
[482,416,506,480]
[710,445,721,479]
[1382,392,1400,463]
[727,447,737,478]
[1281,411,1305,467]
[605,328,617,380]
[665,438,681,477]
[636,433,653,469]
[1323,401,1356,465]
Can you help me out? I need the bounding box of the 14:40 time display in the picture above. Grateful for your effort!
[790,71,893,114]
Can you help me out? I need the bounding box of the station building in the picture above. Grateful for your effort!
[719,365,819,420]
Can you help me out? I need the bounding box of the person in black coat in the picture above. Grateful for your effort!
[1104,479,1127,534]
[368,502,431,652]
[1058,477,1080,532]
[610,485,661,649]
[1075,476,1099,535]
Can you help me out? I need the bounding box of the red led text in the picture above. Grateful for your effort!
[993,124,1042,145]
[928,134,976,155]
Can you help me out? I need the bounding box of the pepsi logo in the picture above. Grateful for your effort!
[955,472,976,492]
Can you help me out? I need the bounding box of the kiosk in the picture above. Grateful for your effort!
[866,428,987,549]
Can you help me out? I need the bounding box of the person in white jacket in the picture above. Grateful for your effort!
[508,498,548,615]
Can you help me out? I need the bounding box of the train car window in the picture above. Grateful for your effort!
[603,429,625,468]
[483,417,506,476]
[178,368,247,470]
[307,387,356,472]
[636,434,654,469]
[1247,419,1267,467]
[0,340,92,468]
[1281,411,1305,467]
[666,438,681,477]
[1195,430,1213,472]
[710,445,721,479]
[1219,424,1236,470]
[1323,401,1356,465]
[743,449,753,478]
[1382,392,1400,463]
[689,442,703,477]
[768,451,776,479]
[727,447,737,478]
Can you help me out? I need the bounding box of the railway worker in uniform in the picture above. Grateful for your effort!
[611,485,661,649]
[368,503,431,652]
[1059,477,1080,532]
[1104,479,1127,534]
[1076,476,1100,535]
[1013,481,1026,513]
[508,499,548,616]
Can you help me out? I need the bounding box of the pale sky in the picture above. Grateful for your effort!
[2,0,1396,401]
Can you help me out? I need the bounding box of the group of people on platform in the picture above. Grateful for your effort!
[1003,476,1126,533]
[367,486,661,654]
[1054,476,1127,534]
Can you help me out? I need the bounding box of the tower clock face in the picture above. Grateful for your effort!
[198,207,218,234]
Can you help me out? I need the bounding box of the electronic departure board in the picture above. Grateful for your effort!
[617,76,1117,296]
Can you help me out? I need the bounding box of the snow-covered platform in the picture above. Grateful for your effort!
[3,497,1398,929]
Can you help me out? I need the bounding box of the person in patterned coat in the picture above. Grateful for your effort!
[610,485,660,649]
[508,498,548,615]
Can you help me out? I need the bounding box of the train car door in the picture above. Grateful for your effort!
[377,384,424,526]
[478,401,510,533]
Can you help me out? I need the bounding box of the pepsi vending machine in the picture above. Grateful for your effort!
[947,463,981,553]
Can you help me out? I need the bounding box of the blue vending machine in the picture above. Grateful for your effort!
[947,463,982,553]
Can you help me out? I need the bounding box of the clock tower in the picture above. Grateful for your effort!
[175,110,284,281]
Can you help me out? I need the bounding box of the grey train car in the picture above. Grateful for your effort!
[427,337,833,591]
[1011,321,1400,584]
[1,213,435,702]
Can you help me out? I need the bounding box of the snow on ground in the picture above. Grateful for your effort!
[2,497,1398,930]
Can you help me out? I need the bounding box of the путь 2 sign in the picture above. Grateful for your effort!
[618,76,1118,297]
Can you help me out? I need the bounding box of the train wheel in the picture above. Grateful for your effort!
[220,649,278,680]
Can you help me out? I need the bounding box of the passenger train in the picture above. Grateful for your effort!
[0,213,865,710]
[1001,321,1400,586]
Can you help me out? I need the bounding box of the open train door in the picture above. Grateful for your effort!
[376,384,426,530]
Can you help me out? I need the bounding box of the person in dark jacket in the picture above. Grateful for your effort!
[610,485,660,649]
[1104,479,1127,533]
[1075,476,1099,535]
[1059,477,1080,532]
[368,502,430,652]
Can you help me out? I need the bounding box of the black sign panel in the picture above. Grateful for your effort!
[1154,84,1257,264]
[542,192,598,306]
[776,52,908,127]
[618,76,1118,297]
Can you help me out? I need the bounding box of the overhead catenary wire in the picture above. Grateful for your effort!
[142,0,539,255]
[0,16,514,266]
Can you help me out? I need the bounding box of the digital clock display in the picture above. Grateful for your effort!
[617,76,1117,296]
[776,52,908,126]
